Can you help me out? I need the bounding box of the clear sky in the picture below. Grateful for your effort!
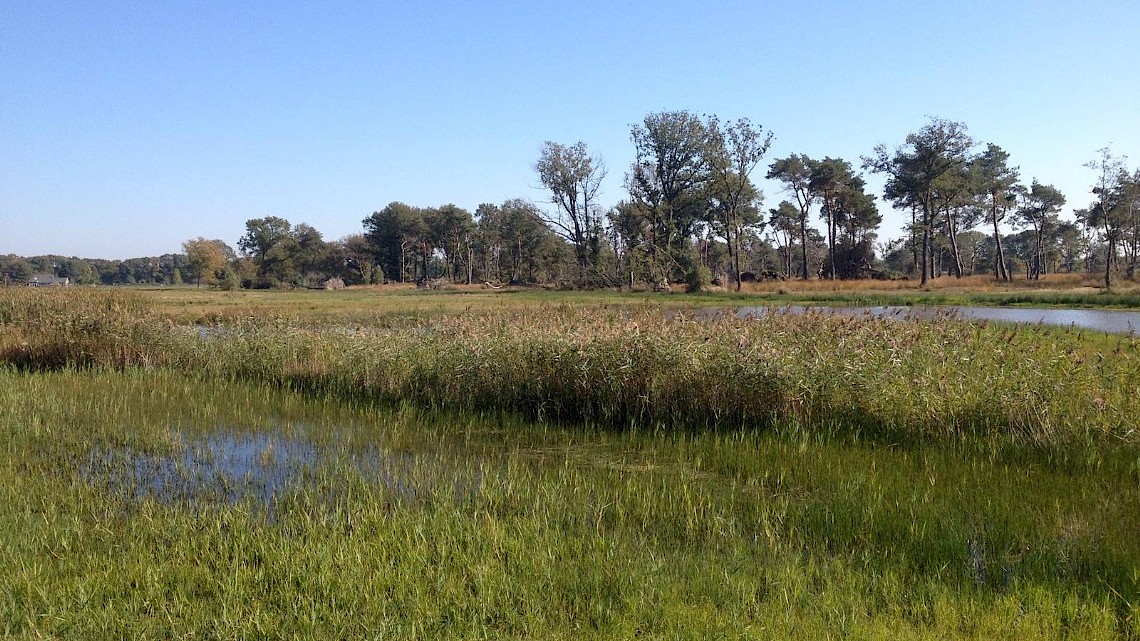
[2,0,1138,259]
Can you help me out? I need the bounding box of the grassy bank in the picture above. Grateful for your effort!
[1,288,1138,638]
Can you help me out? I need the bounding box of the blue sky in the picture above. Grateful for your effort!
[2,1,1137,259]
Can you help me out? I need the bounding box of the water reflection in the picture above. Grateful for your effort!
[729,305,1140,335]
[85,430,482,510]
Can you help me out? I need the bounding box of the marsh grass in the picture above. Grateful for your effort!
[2,289,1140,638]
[1,368,1137,638]
[4,289,1139,444]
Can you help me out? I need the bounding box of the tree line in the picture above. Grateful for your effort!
[0,253,188,287]
[4,113,1137,290]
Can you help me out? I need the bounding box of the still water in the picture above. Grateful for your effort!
[732,305,1140,335]
[85,430,482,511]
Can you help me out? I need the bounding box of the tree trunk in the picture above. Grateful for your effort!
[920,202,931,286]
[992,210,1009,281]
[829,215,837,280]
[466,237,473,285]
[1106,235,1114,289]
[910,205,920,277]
[726,221,740,291]
[399,240,406,283]
[799,215,809,280]
[734,242,743,291]
[1033,226,1044,280]
[1128,218,1138,279]
[945,213,963,278]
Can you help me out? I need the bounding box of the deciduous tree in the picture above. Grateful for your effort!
[767,201,801,278]
[706,117,773,290]
[181,237,233,288]
[363,203,427,283]
[627,111,713,285]
[535,141,607,281]
[1081,148,1131,288]
[426,204,475,284]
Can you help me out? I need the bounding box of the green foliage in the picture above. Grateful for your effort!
[0,254,33,283]
[865,118,973,285]
[238,217,333,288]
[809,156,881,280]
[182,237,234,288]
[680,249,711,292]
[626,111,715,284]
[535,140,606,278]
[474,200,564,284]
[363,202,479,284]
[972,143,1021,281]
[706,116,773,290]
[1015,180,1067,280]
[768,154,819,279]
[216,267,239,291]
[1080,148,1139,288]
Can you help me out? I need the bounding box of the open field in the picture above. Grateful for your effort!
[1,288,1138,639]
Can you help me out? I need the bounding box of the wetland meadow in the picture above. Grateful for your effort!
[1,285,1139,639]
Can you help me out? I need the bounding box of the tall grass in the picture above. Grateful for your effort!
[1,368,1137,639]
[4,289,1135,445]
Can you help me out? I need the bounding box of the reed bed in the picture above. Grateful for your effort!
[3,288,1136,445]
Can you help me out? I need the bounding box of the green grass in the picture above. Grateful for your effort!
[1,288,1139,638]
[1,369,1137,639]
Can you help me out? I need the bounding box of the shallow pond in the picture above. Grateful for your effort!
[731,305,1140,334]
[84,429,483,512]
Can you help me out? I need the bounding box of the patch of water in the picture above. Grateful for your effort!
[84,429,482,511]
[731,305,1140,335]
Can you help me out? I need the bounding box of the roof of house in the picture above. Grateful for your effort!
[27,274,69,286]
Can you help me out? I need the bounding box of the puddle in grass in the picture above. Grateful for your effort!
[84,429,482,511]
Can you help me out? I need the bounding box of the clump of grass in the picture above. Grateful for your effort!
[0,288,158,368]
